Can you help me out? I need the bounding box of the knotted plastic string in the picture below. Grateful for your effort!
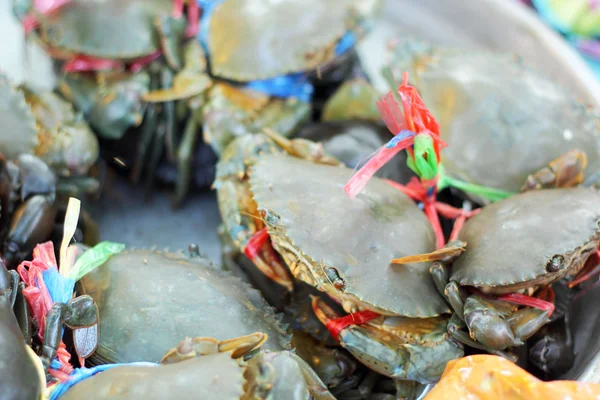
[48,362,158,400]
[344,72,447,199]
[17,240,125,381]
[325,310,380,341]
[498,293,556,317]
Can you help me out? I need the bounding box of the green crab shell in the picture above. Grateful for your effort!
[78,250,291,364]
[208,0,368,81]
[452,188,600,289]
[250,154,450,318]
[36,0,171,59]
[0,74,38,160]
[60,352,245,400]
[392,41,600,197]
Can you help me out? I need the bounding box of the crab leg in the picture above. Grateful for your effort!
[390,240,466,265]
[521,149,588,192]
[40,296,97,374]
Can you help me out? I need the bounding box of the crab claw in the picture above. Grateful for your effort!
[311,297,463,383]
[463,297,523,350]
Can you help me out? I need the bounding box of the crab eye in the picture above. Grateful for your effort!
[546,255,565,273]
[325,267,345,290]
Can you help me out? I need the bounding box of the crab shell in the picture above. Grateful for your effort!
[35,0,172,60]
[60,352,245,400]
[208,0,379,81]
[58,71,150,140]
[0,74,38,160]
[452,188,600,293]
[20,85,99,176]
[391,40,600,198]
[60,350,329,400]
[296,120,415,184]
[78,250,291,364]
[249,154,450,318]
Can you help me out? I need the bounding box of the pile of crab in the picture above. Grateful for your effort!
[4,0,600,398]
[15,0,381,206]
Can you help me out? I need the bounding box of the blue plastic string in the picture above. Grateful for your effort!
[384,130,416,148]
[50,362,158,399]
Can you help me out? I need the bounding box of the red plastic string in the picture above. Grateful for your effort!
[48,368,71,383]
[185,0,200,38]
[23,0,72,34]
[172,0,185,17]
[325,310,380,341]
[17,242,74,379]
[377,92,407,134]
[244,228,270,260]
[497,293,555,317]
[63,55,124,73]
[345,72,443,198]
[383,179,424,201]
[423,198,445,249]
[344,136,415,198]
[129,51,163,73]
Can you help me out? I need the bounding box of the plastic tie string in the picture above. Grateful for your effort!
[17,198,125,383]
[324,310,380,341]
[469,288,556,318]
[334,71,511,337]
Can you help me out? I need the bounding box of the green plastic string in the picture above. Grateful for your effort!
[69,241,126,281]
[407,134,439,181]
[437,165,515,202]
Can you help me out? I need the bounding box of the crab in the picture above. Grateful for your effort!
[0,154,60,268]
[56,333,334,400]
[0,73,99,180]
[201,0,379,82]
[387,38,600,204]
[424,354,600,399]
[214,132,340,294]
[77,249,292,364]
[246,153,464,383]
[0,260,45,399]
[430,188,600,354]
[15,0,195,67]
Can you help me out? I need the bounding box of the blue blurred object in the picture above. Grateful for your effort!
[50,362,157,399]
[196,0,358,101]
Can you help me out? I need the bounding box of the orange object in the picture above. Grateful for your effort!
[425,355,600,400]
